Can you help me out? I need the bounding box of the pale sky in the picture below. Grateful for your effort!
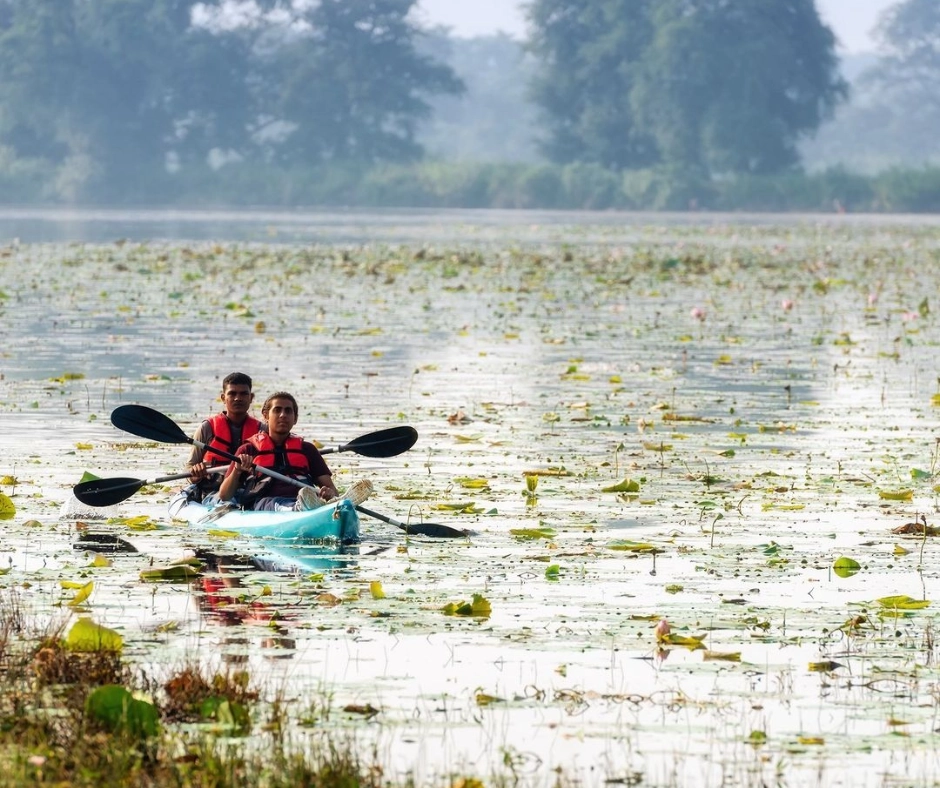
[415,0,898,53]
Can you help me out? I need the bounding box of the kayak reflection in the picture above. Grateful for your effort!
[192,543,360,663]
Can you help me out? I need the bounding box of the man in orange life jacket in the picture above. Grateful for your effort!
[186,371,263,503]
[218,391,337,511]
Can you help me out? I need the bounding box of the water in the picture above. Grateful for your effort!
[2,208,940,786]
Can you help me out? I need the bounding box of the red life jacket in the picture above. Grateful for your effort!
[246,432,311,478]
[202,413,263,466]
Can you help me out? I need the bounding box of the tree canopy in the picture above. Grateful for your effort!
[0,0,462,199]
[526,0,847,175]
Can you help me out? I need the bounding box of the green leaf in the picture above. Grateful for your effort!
[140,564,200,582]
[65,617,124,653]
[0,492,14,520]
[510,527,556,541]
[878,489,913,501]
[876,595,930,610]
[443,593,491,617]
[833,556,861,578]
[607,540,658,552]
[86,685,159,739]
[601,478,640,493]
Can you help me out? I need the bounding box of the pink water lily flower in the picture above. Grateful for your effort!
[781,299,794,311]
[690,307,706,321]
[654,618,671,642]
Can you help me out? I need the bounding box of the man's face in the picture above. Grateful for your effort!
[222,384,254,417]
[265,398,297,437]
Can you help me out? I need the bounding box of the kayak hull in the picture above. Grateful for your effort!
[170,495,361,542]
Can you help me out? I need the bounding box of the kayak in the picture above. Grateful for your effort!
[169,494,361,542]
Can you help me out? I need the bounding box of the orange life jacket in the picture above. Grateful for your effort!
[202,413,263,466]
[245,432,311,478]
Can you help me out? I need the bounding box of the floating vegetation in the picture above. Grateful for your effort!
[3,217,940,785]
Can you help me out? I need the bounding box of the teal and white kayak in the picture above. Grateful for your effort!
[169,495,361,542]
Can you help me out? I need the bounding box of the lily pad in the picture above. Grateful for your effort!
[833,556,861,578]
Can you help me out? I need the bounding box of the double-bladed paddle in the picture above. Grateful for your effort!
[100,404,466,539]
[110,405,417,459]
[73,466,227,508]
[354,505,468,539]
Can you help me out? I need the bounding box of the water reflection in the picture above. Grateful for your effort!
[191,544,360,663]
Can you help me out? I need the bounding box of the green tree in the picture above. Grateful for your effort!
[262,0,463,165]
[0,0,253,199]
[527,0,658,169]
[527,0,847,175]
[868,0,940,115]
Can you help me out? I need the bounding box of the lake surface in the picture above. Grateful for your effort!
[2,208,940,786]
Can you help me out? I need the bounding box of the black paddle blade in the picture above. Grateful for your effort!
[333,426,418,458]
[73,477,146,507]
[355,505,468,539]
[111,404,192,445]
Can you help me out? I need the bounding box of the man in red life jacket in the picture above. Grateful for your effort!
[186,372,263,503]
[218,391,338,511]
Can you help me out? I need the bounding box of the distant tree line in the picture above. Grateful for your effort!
[0,0,938,211]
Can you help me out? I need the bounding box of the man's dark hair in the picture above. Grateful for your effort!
[222,372,253,391]
[261,391,299,417]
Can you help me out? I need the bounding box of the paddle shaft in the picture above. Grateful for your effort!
[355,505,468,539]
[140,466,227,486]
[73,466,227,507]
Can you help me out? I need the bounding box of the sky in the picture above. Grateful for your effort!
[415,0,898,53]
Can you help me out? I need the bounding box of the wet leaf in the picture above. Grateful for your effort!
[747,730,768,745]
[475,693,504,706]
[833,556,861,578]
[661,633,706,649]
[65,617,123,652]
[808,661,842,672]
[140,565,200,582]
[702,650,741,662]
[876,595,930,610]
[207,529,240,538]
[520,468,572,477]
[370,581,386,600]
[878,489,913,501]
[510,527,556,541]
[430,502,485,514]
[607,540,658,552]
[454,477,491,489]
[601,478,640,493]
[797,736,825,746]
[665,584,684,594]
[0,492,14,520]
[443,593,491,618]
[545,564,561,581]
[65,580,94,607]
[343,703,379,717]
